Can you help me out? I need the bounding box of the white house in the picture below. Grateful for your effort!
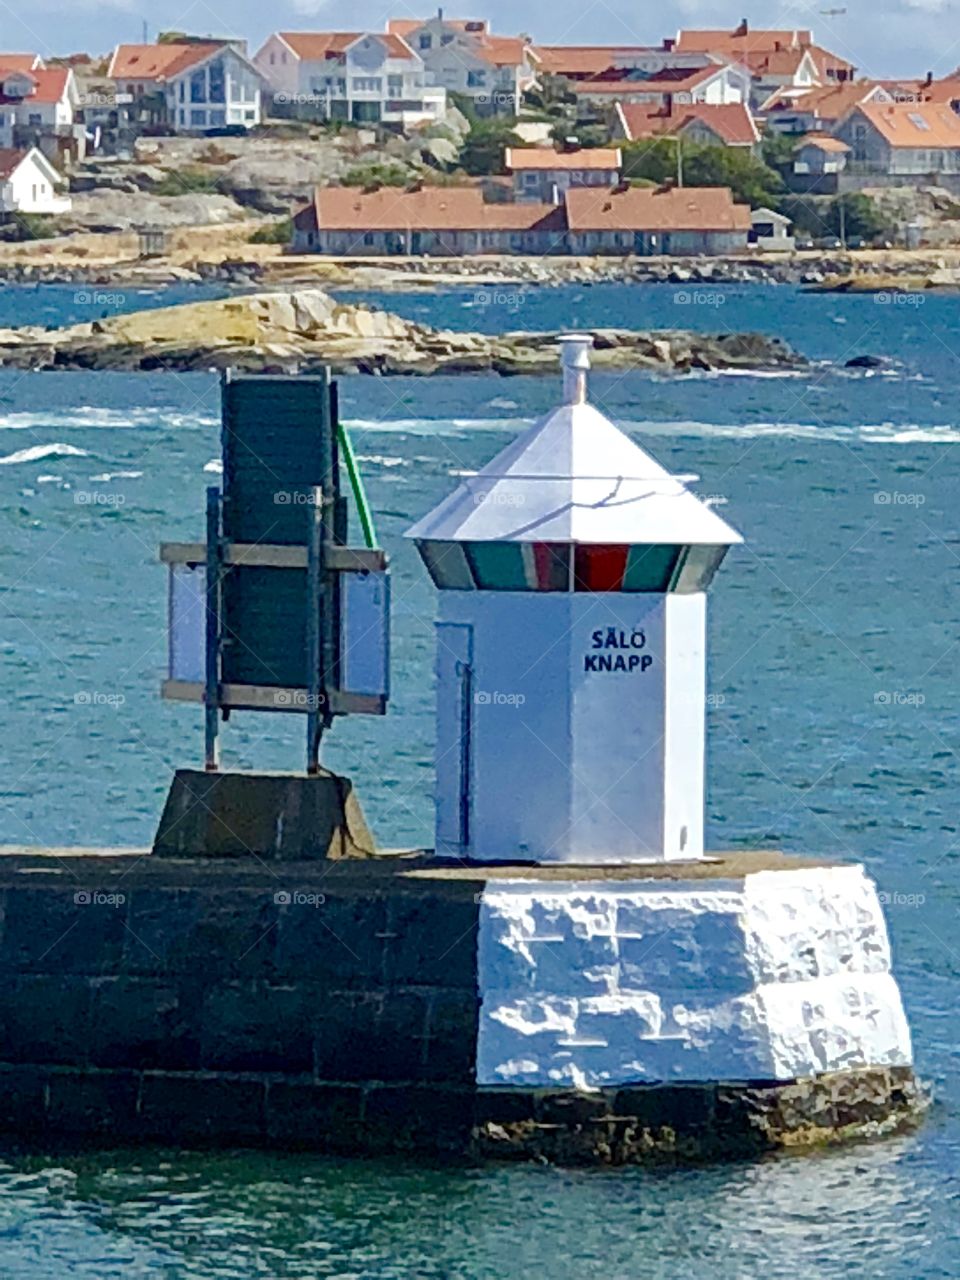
[386,15,536,115]
[253,31,445,127]
[0,146,70,214]
[0,65,78,148]
[108,42,262,131]
[574,58,751,111]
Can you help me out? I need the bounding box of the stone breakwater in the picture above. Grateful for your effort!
[0,287,804,376]
[0,843,926,1163]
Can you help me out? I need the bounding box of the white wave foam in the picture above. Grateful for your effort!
[89,470,143,481]
[0,443,88,465]
[0,408,218,432]
[203,459,223,473]
[344,416,960,445]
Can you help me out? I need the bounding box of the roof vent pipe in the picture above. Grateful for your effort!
[559,334,592,405]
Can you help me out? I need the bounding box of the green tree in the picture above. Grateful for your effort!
[621,137,783,208]
[459,120,522,176]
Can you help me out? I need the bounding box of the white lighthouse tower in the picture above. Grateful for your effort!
[407,335,741,863]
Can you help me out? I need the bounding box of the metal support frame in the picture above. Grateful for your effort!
[306,485,324,775]
[204,486,222,772]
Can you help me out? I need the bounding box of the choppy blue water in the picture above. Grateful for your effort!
[0,282,957,1277]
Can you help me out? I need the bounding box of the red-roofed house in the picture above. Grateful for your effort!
[108,41,263,131]
[0,54,45,74]
[384,15,537,115]
[253,32,444,127]
[0,65,79,156]
[836,101,960,177]
[0,146,70,214]
[573,58,751,110]
[505,146,621,200]
[291,180,749,256]
[564,184,749,254]
[675,22,855,107]
[614,102,759,150]
[762,81,891,134]
[792,134,851,176]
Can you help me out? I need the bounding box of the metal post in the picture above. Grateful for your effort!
[306,485,324,774]
[319,370,338,736]
[204,486,222,772]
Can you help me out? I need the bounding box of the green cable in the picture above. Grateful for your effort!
[337,421,378,550]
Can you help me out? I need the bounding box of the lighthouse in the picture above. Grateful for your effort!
[407,335,741,863]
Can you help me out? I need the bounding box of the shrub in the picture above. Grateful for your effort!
[151,166,220,196]
[248,218,292,244]
[622,137,783,208]
[341,162,413,188]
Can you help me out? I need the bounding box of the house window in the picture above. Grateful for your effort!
[28,113,41,125]
[388,75,403,97]
[270,52,275,65]
[352,77,382,92]
[419,34,432,49]
[244,109,255,121]
[190,70,206,103]
[209,59,225,103]
[179,108,185,126]
[363,233,375,245]
[0,113,4,126]
[190,109,207,127]
[210,110,225,127]
[179,82,185,102]
[441,34,454,44]
[467,70,485,87]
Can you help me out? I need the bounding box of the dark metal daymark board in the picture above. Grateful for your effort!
[220,374,333,690]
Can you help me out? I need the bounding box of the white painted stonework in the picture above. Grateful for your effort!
[476,866,913,1088]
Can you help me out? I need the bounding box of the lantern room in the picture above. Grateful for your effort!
[406,335,741,865]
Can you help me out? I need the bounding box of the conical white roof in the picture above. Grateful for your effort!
[406,349,742,546]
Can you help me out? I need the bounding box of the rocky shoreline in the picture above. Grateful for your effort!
[0,286,805,376]
[1,249,959,293]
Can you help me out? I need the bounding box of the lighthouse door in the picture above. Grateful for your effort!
[435,622,473,853]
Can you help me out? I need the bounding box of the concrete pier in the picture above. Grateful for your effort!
[0,846,924,1161]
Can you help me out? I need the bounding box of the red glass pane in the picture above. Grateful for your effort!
[574,544,629,592]
[533,543,570,591]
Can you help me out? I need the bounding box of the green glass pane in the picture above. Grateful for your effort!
[622,544,681,592]
[465,542,528,590]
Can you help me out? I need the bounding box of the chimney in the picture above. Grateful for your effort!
[559,334,592,406]
[925,71,933,87]
[663,37,675,52]
[735,18,748,36]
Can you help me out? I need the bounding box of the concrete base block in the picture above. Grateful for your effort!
[152,769,377,860]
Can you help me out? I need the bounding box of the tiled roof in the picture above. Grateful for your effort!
[279,31,416,61]
[617,102,759,145]
[676,27,812,53]
[0,147,28,178]
[505,146,622,170]
[851,101,960,147]
[576,64,721,96]
[564,184,750,232]
[108,42,222,81]
[387,18,488,36]
[880,76,960,104]
[472,35,529,67]
[313,185,490,230]
[0,67,70,104]
[795,134,850,152]
[532,45,654,78]
[762,80,885,117]
[0,54,43,74]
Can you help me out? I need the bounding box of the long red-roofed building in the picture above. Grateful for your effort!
[291,180,749,256]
